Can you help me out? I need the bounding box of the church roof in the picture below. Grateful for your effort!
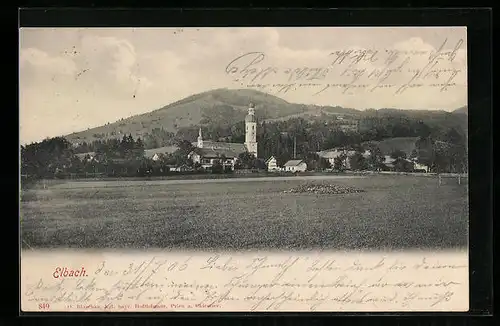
[191,141,247,154]
[192,146,244,159]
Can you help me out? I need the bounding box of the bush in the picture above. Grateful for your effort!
[211,162,224,174]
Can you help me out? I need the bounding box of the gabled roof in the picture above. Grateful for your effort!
[75,152,96,159]
[383,156,413,166]
[108,158,130,164]
[317,149,356,159]
[284,160,305,167]
[191,147,242,159]
[383,155,396,164]
[191,141,247,154]
[318,148,371,159]
[265,156,276,164]
[362,137,418,157]
[144,146,179,159]
[318,150,352,159]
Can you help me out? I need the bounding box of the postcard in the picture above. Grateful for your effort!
[20,26,468,312]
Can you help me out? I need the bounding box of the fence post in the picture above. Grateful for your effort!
[458,174,461,185]
[438,174,442,186]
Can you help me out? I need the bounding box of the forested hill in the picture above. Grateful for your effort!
[64,88,467,148]
[453,106,468,115]
[65,89,310,145]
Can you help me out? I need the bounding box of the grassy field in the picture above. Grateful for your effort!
[20,175,468,251]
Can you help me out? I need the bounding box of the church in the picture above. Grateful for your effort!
[187,103,258,170]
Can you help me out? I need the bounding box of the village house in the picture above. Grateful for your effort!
[382,155,423,172]
[317,148,370,170]
[333,116,359,133]
[166,164,191,172]
[382,155,397,170]
[412,160,430,172]
[144,146,179,161]
[265,156,279,171]
[75,152,97,162]
[188,103,259,170]
[284,160,307,173]
[188,145,244,170]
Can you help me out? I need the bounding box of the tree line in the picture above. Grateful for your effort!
[22,113,468,183]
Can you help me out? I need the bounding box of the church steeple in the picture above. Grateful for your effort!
[245,103,258,158]
[197,127,203,148]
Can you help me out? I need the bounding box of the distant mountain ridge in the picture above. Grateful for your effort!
[453,106,468,115]
[64,88,467,144]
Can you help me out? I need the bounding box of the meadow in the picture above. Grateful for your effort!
[20,174,468,251]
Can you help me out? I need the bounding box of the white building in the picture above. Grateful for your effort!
[144,146,179,161]
[317,148,370,170]
[75,152,97,162]
[265,156,279,171]
[284,160,307,172]
[412,160,429,172]
[383,155,397,169]
[188,103,259,169]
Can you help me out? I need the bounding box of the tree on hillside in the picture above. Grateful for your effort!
[175,127,200,144]
[444,127,465,145]
[318,157,332,170]
[416,121,432,138]
[333,152,347,171]
[253,159,267,170]
[303,152,320,171]
[393,157,415,172]
[120,134,136,159]
[367,146,385,171]
[177,140,195,155]
[168,140,195,166]
[236,152,257,169]
[68,156,84,174]
[64,101,468,176]
[432,141,467,173]
[276,152,292,168]
[21,137,76,179]
[230,122,246,143]
[133,137,145,158]
[144,135,160,149]
[414,136,434,166]
[349,151,368,171]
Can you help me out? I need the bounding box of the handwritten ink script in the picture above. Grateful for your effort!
[21,251,468,312]
[225,38,466,96]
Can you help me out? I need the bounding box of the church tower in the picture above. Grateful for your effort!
[245,103,258,158]
[197,127,203,148]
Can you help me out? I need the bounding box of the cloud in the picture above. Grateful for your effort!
[78,35,153,94]
[393,37,436,52]
[19,27,468,144]
[20,47,78,76]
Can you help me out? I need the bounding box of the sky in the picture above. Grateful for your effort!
[19,27,467,144]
